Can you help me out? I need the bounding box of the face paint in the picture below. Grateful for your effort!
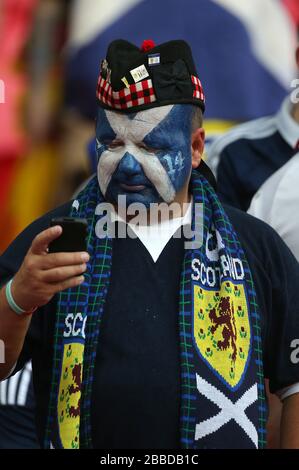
[95,104,194,207]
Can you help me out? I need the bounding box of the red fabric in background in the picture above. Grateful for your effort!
[0,70,27,158]
[0,0,39,61]
[283,0,299,27]
[0,0,38,159]
[0,158,17,208]
[0,158,17,253]
[0,0,38,251]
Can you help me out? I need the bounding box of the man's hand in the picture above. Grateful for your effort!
[11,225,89,312]
[0,225,90,380]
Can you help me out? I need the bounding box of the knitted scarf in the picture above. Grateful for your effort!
[44,171,266,449]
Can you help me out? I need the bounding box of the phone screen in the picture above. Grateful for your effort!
[48,217,88,253]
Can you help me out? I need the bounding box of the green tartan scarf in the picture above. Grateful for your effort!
[44,171,266,449]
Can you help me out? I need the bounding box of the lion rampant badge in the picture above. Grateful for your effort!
[57,342,83,448]
[193,281,251,390]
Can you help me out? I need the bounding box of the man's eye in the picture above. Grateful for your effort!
[138,143,158,153]
[107,141,124,150]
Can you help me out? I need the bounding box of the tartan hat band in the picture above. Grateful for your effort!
[97,74,205,112]
[96,39,205,114]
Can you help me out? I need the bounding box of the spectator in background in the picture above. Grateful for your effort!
[0,0,68,448]
[0,0,39,251]
[206,44,299,448]
[0,362,39,449]
[207,44,299,212]
[0,0,70,253]
[248,152,299,262]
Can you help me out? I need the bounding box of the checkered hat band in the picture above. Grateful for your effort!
[97,77,156,110]
[97,74,205,109]
[191,75,205,102]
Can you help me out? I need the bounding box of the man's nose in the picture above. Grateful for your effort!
[117,152,142,176]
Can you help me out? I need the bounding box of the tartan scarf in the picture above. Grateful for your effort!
[44,171,266,449]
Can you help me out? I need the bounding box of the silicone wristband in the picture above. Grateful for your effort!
[5,279,37,316]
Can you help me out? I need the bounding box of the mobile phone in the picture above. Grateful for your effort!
[49,217,88,253]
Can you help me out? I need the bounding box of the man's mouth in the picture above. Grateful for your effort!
[120,183,146,192]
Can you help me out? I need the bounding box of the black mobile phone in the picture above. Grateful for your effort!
[49,217,88,253]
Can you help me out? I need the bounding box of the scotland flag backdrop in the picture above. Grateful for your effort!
[65,0,298,122]
[1,0,298,253]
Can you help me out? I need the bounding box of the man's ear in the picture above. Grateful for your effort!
[191,128,205,169]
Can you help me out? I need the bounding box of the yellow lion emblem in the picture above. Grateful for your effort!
[194,281,251,389]
[57,342,84,448]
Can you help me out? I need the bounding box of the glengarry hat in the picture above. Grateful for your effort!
[96,39,205,114]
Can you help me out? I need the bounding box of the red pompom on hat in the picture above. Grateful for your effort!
[140,39,156,52]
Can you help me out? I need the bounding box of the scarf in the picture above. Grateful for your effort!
[44,171,266,449]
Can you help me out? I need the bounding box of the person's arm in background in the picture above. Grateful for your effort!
[216,147,249,210]
[0,290,32,380]
[207,137,249,211]
[0,225,88,380]
[265,379,282,448]
[248,156,299,262]
[262,228,299,449]
[281,393,299,448]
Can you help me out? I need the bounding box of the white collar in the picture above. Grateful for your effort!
[112,200,192,263]
[276,95,299,149]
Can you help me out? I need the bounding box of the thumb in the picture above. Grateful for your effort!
[30,226,63,255]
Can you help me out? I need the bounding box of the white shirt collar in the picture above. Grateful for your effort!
[111,200,192,263]
[276,95,299,149]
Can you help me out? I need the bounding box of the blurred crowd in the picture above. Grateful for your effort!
[0,0,298,450]
[0,0,94,254]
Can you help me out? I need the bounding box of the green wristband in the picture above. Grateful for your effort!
[5,279,36,316]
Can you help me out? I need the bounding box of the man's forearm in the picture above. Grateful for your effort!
[0,226,88,381]
[280,393,299,448]
[0,286,32,380]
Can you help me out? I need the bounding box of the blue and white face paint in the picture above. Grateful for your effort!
[96,104,194,207]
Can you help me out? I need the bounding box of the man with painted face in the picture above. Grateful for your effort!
[96,104,200,209]
[0,39,299,450]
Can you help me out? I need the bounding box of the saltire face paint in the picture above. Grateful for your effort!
[95,104,195,208]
